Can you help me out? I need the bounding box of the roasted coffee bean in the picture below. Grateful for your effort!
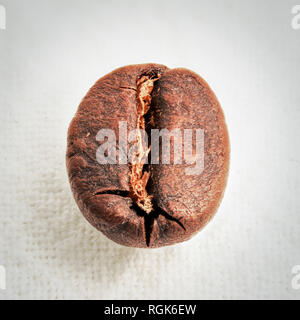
[66,63,229,248]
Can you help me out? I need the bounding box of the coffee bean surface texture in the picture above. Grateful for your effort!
[66,64,230,248]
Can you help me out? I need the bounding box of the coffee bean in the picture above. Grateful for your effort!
[66,64,229,248]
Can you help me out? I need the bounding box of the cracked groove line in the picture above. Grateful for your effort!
[128,75,158,214]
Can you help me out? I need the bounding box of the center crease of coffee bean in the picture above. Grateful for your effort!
[128,74,159,214]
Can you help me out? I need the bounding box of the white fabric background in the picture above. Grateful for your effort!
[0,0,300,300]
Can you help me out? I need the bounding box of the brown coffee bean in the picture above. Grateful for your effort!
[66,63,229,248]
